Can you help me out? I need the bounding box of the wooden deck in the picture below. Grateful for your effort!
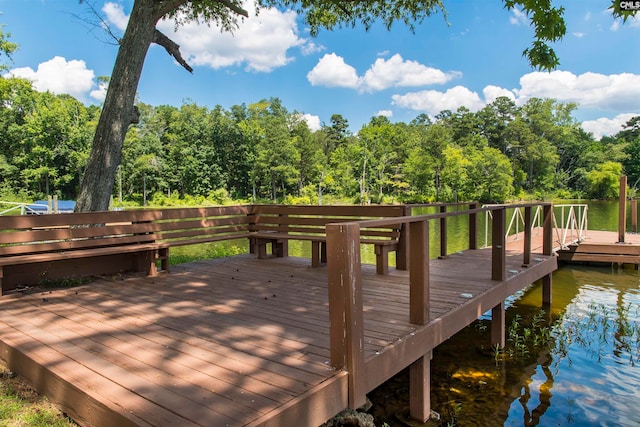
[556,230,640,265]
[0,246,556,427]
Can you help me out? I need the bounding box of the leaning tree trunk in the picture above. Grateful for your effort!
[75,1,159,212]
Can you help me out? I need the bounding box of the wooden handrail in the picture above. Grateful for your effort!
[326,201,553,410]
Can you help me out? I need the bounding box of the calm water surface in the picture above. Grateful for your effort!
[369,201,640,426]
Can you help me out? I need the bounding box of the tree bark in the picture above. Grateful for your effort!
[75,1,166,212]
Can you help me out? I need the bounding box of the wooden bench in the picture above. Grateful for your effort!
[0,210,169,295]
[150,205,253,271]
[249,205,406,274]
[0,204,406,294]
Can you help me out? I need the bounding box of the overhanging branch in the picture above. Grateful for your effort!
[216,0,249,18]
[153,29,193,73]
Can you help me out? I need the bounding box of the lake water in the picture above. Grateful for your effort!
[368,201,640,426]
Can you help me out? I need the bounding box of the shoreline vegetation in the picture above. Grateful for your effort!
[1,76,639,208]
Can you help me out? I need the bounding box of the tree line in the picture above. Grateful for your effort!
[1,75,638,206]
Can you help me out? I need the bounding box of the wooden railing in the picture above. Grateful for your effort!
[326,202,553,409]
[406,202,480,257]
[483,203,587,251]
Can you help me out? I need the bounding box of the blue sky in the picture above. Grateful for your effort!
[1,1,638,138]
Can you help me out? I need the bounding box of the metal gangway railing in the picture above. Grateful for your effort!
[483,203,588,251]
[0,201,50,216]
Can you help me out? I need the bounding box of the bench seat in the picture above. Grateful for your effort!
[249,205,406,274]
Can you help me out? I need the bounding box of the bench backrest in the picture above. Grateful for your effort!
[151,205,252,246]
[0,210,162,257]
[0,204,402,257]
[250,205,405,241]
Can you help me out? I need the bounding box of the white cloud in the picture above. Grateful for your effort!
[509,8,528,26]
[391,86,484,116]
[376,110,393,117]
[103,2,128,31]
[300,41,324,56]
[611,20,621,31]
[573,32,585,38]
[482,85,516,104]
[90,81,108,102]
[581,113,638,140]
[300,113,321,131]
[358,54,460,93]
[307,53,459,92]
[157,3,308,72]
[515,70,640,111]
[307,53,359,88]
[8,56,96,100]
[391,70,639,141]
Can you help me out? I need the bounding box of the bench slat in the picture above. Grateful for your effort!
[0,243,160,267]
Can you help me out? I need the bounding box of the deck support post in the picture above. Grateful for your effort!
[491,302,506,349]
[439,205,447,258]
[468,203,478,250]
[492,207,506,281]
[327,222,367,409]
[632,199,637,233]
[409,351,433,423]
[409,220,430,325]
[408,219,433,422]
[522,206,532,267]
[542,274,552,306]
[542,203,553,305]
[619,176,627,243]
[396,205,411,270]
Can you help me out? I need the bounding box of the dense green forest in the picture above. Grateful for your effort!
[0,75,638,206]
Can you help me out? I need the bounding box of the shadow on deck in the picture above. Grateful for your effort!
[0,246,556,426]
[0,202,563,426]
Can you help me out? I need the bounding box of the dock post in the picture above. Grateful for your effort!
[468,203,478,250]
[491,207,506,281]
[491,302,506,349]
[619,176,627,243]
[409,220,430,324]
[327,223,367,409]
[409,219,432,422]
[439,205,447,258]
[632,199,637,233]
[542,204,553,305]
[522,206,532,267]
[410,351,432,423]
[396,205,411,270]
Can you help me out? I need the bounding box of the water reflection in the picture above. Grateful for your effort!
[369,264,640,426]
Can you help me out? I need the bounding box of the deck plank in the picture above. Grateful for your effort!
[0,249,556,427]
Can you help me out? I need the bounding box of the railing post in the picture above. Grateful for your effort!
[409,220,430,325]
[542,204,553,305]
[522,206,532,267]
[491,207,506,281]
[619,176,627,243]
[543,204,553,257]
[327,223,367,409]
[468,203,477,250]
[439,205,447,258]
[632,199,638,233]
[396,205,411,270]
[408,219,432,422]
